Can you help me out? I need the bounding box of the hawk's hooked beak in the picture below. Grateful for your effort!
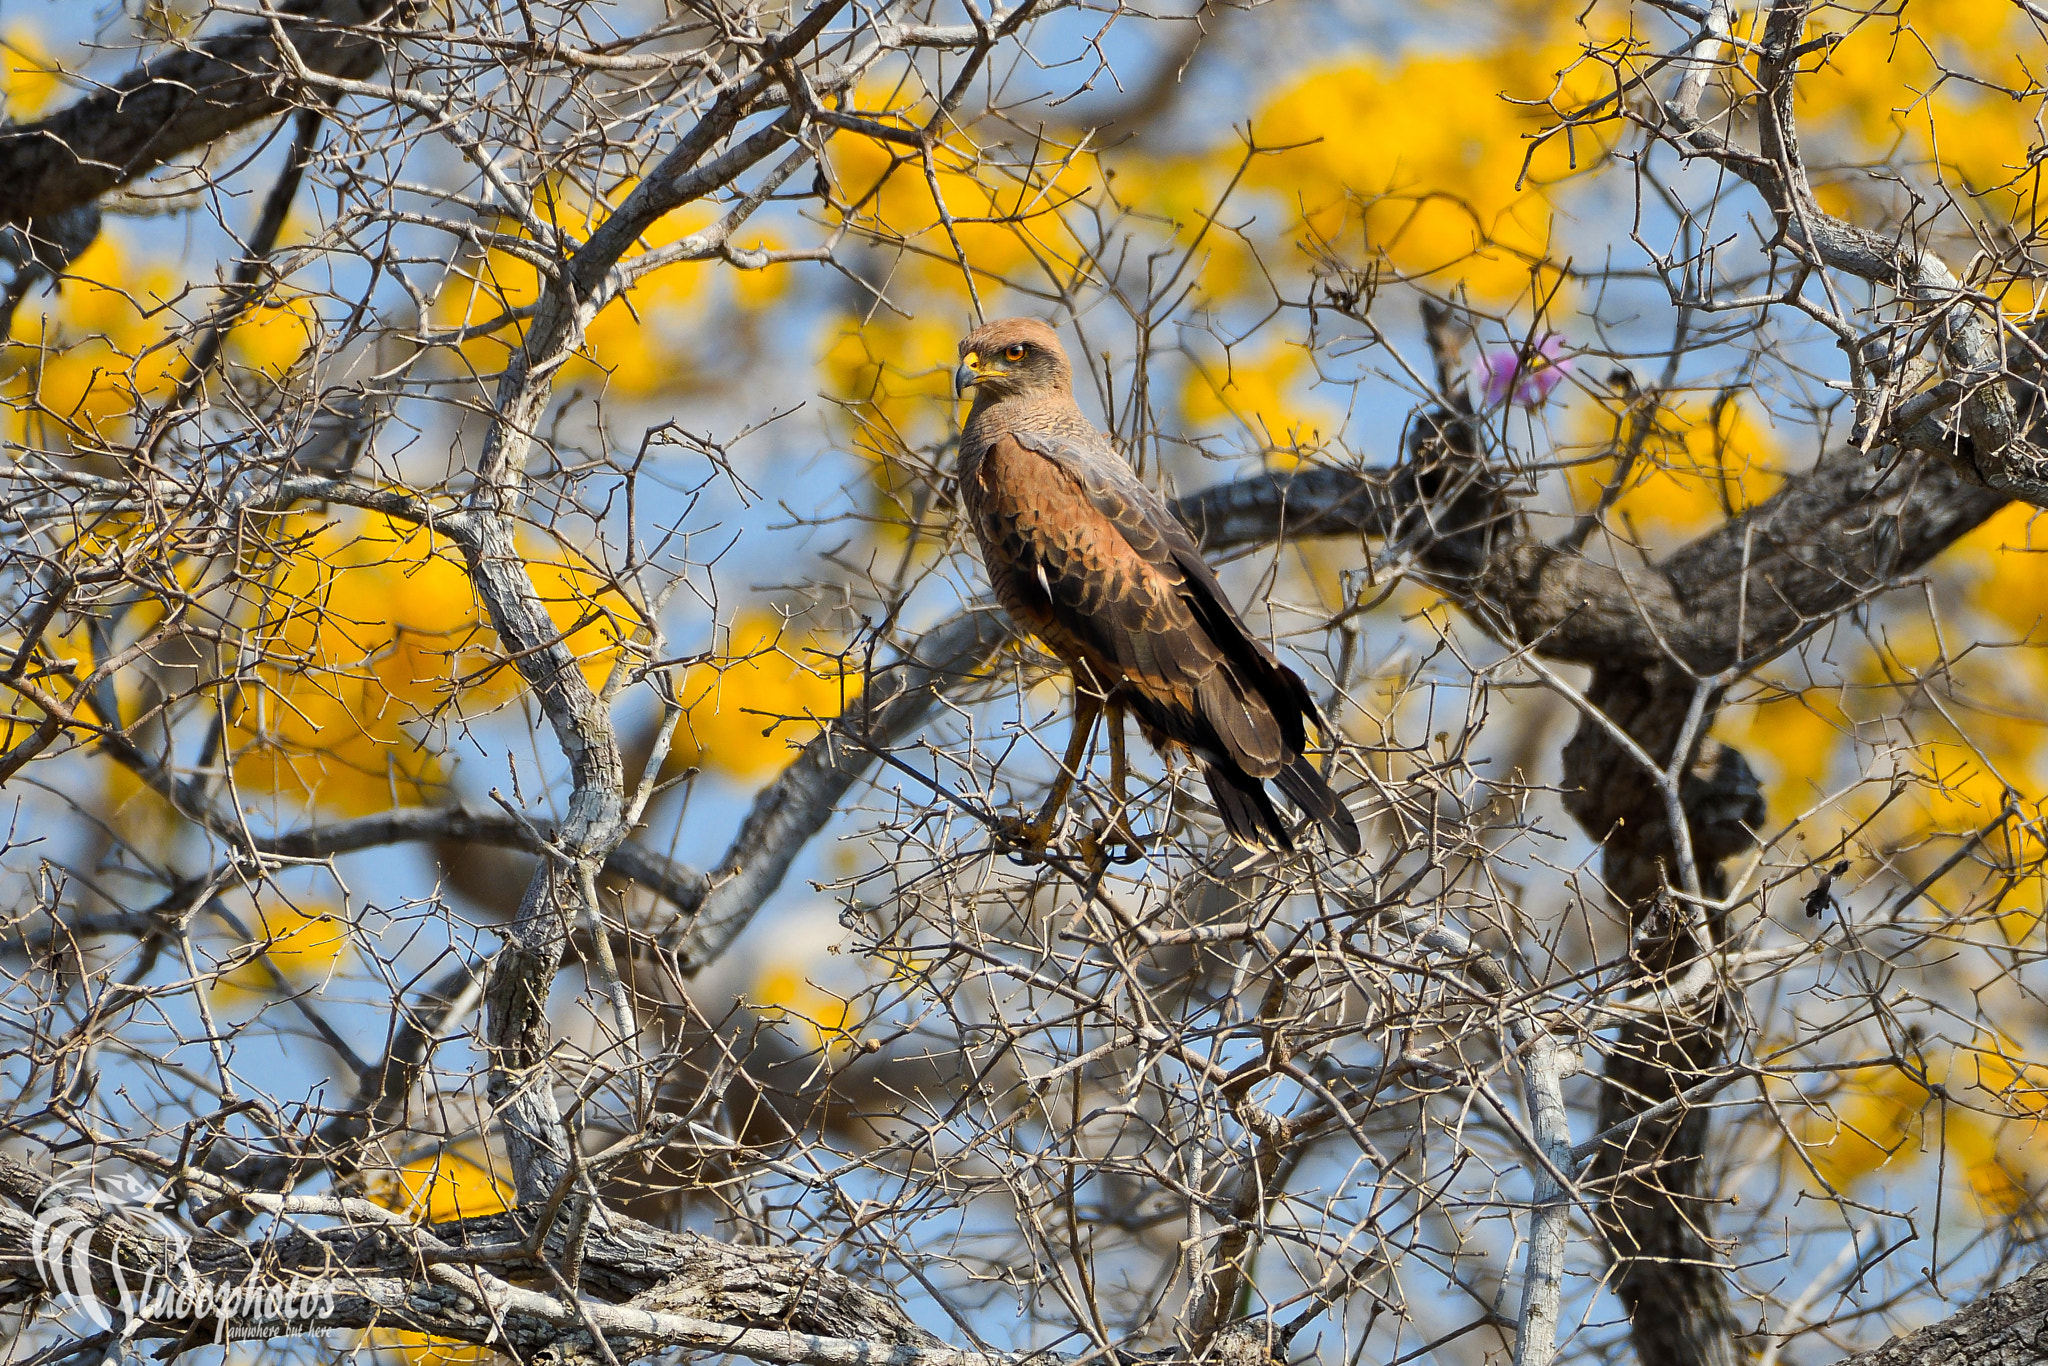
[954,353,983,397]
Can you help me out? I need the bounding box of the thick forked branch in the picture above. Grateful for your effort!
[1529,443,2003,1366]
[1489,442,2005,672]
[0,0,406,225]
[451,1,847,1204]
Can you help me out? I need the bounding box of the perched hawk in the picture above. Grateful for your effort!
[954,318,1361,856]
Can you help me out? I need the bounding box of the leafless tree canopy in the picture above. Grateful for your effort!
[3,3,2048,1366]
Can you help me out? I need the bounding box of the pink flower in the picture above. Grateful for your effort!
[1480,333,1573,408]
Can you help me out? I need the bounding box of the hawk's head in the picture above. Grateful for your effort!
[955,318,1071,400]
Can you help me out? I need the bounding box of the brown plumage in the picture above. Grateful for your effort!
[954,317,1360,855]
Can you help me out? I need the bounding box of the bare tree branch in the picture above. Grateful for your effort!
[0,0,405,224]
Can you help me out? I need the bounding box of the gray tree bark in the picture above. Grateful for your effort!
[0,0,410,225]
[1838,1261,2048,1366]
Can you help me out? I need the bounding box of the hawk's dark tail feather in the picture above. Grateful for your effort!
[1202,763,1294,853]
[1274,757,1363,856]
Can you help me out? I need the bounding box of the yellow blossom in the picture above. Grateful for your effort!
[1244,47,1606,301]
[1,27,57,119]
[671,609,851,781]
[227,291,321,379]
[214,902,353,1002]
[1180,339,1331,453]
[1569,393,1784,543]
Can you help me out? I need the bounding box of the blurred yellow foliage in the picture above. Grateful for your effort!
[1571,394,1783,543]
[1789,608,2048,932]
[671,609,850,781]
[229,516,468,814]
[1180,339,1331,452]
[226,516,640,813]
[432,189,716,397]
[750,961,863,1055]
[1890,737,2047,943]
[1966,1036,2048,1118]
[0,606,101,756]
[1245,44,1604,301]
[362,1147,514,1364]
[1800,1063,1928,1189]
[1957,504,2048,641]
[3,233,181,440]
[831,101,1098,298]
[1102,154,1256,301]
[1798,0,2031,184]
[520,543,645,696]
[95,758,185,852]
[1968,1039,2048,1210]
[1,26,57,119]
[369,1333,494,1366]
[1724,690,1847,825]
[227,291,321,379]
[1793,0,2047,280]
[214,901,352,1001]
[1796,1060,2026,1216]
[432,242,540,372]
[377,1147,513,1222]
[1909,741,2016,838]
[1946,1108,2032,1215]
[822,310,962,457]
[730,229,793,309]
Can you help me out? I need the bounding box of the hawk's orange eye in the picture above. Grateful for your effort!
[1003,343,1027,361]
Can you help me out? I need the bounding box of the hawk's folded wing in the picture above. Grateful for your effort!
[1005,427,1327,756]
